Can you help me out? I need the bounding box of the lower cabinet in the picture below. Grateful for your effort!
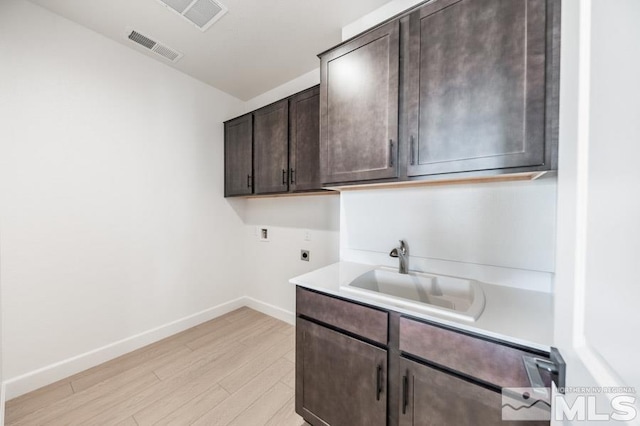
[399,357,548,426]
[295,287,563,426]
[296,318,387,426]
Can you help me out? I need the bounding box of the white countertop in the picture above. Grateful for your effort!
[290,261,554,352]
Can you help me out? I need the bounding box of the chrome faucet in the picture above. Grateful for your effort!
[389,240,409,274]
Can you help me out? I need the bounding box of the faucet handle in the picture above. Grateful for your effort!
[389,248,399,258]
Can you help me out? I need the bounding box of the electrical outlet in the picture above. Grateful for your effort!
[304,230,311,241]
[300,250,310,261]
[258,226,270,242]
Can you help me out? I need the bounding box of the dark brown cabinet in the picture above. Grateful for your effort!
[318,0,560,187]
[296,287,389,426]
[399,357,547,426]
[289,86,321,191]
[406,0,550,176]
[224,114,253,197]
[319,19,400,184]
[296,318,387,426]
[254,99,289,194]
[295,287,564,426]
[398,317,555,425]
[223,86,323,197]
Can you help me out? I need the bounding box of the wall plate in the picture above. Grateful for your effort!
[258,226,270,242]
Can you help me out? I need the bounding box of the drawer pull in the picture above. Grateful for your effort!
[376,364,383,401]
[410,136,416,165]
[402,373,409,414]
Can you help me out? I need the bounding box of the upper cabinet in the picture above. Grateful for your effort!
[224,114,253,197]
[290,86,322,192]
[406,0,549,176]
[254,99,289,194]
[225,0,560,194]
[319,20,400,184]
[319,0,560,186]
[224,86,323,197]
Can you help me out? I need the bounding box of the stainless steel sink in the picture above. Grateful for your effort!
[340,267,485,321]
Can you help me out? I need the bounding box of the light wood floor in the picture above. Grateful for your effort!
[5,308,310,426]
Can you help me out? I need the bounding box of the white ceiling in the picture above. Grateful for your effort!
[27,0,389,100]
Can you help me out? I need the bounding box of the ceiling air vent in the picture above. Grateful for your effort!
[156,0,228,32]
[126,30,183,63]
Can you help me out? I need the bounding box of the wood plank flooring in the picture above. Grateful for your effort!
[5,308,309,426]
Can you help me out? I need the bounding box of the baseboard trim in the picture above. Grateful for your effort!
[3,297,246,400]
[1,381,6,426]
[244,297,295,326]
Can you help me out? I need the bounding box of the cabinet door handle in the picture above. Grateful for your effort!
[410,136,416,165]
[376,364,383,401]
[247,174,252,188]
[389,139,394,167]
[282,169,287,185]
[290,168,295,184]
[402,373,409,414]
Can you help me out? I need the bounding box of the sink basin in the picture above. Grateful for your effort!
[340,267,485,321]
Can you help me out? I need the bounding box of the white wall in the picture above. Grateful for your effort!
[0,0,245,399]
[241,195,340,322]
[342,0,423,40]
[243,69,320,113]
[340,179,557,292]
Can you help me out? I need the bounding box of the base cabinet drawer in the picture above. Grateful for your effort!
[399,316,545,389]
[296,318,387,426]
[399,357,549,426]
[297,287,388,345]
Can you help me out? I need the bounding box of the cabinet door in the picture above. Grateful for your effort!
[399,357,549,426]
[224,114,253,197]
[296,318,387,426]
[320,19,400,184]
[254,99,289,194]
[289,86,321,192]
[406,0,547,176]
